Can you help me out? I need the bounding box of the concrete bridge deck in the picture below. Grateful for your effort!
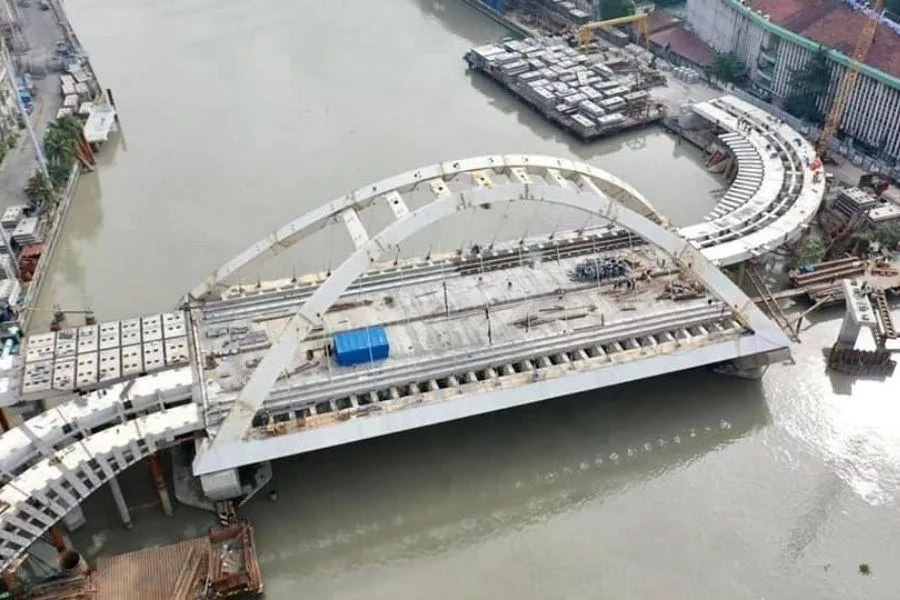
[0,92,824,572]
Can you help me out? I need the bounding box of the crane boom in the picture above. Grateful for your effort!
[816,0,883,157]
[578,12,651,51]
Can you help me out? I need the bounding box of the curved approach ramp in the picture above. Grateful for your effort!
[0,371,197,569]
[680,95,825,264]
[0,94,819,571]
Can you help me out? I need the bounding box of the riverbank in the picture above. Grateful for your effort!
[16,164,80,333]
[457,0,533,36]
[0,0,110,336]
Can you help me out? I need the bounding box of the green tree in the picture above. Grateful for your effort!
[784,49,832,123]
[789,233,826,269]
[851,223,900,249]
[41,116,83,189]
[600,0,636,20]
[25,170,56,208]
[710,52,748,83]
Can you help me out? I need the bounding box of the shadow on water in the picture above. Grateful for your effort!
[30,165,108,328]
[44,172,104,293]
[92,133,124,168]
[239,368,770,574]
[69,367,769,574]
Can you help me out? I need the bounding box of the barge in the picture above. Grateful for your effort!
[465,37,663,142]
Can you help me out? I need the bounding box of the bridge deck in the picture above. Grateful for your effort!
[193,241,742,431]
[679,95,824,264]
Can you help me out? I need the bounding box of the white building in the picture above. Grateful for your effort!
[0,63,19,141]
[686,0,900,164]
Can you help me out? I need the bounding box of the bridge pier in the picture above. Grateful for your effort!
[107,475,133,529]
[149,454,173,517]
[61,505,86,532]
[837,279,877,347]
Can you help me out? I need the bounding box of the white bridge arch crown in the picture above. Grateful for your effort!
[192,154,790,476]
[186,155,665,304]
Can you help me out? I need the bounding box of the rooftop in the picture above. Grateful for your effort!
[743,0,900,79]
[650,25,716,67]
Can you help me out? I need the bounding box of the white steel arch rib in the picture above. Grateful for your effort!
[188,98,826,305]
[186,155,664,303]
[192,172,787,475]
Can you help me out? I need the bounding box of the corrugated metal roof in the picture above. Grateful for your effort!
[651,26,716,67]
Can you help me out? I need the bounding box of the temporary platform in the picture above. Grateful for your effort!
[27,522,262,600]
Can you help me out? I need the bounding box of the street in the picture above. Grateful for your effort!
[0,0,68,214]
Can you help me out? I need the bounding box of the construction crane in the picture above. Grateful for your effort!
[577,11,652,52]
[815,0,883,158]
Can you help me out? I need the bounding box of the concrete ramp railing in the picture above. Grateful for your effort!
[0,370,198,572]
[677,95,825,265]
[0,369,194,482]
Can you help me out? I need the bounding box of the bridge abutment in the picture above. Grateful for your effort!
[200,468,243,501]
[838,279,877,347]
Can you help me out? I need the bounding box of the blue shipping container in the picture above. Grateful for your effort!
[332,327,390,367]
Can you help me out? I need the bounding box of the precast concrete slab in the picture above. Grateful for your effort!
[18,312,191,402]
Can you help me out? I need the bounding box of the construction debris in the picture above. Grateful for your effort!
[568,256,630,283]
[658,279,705,301]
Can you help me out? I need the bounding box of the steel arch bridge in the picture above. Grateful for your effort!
[1,94,828,572]
[188,153,790,478]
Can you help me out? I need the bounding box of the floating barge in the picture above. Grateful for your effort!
[27,522,262,600]
[465,37,663,142]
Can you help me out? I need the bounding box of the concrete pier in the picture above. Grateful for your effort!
[107,475,133,530]
[837,278,877,346]
[149,454,173,517]
[61,506,86,532]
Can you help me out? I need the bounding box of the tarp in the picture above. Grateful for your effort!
[332,327,390,367]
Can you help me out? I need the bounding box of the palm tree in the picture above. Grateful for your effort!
[43,125,76,168]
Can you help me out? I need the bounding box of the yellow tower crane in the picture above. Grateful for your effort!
[816,0,883,158]
[577,12,652,52]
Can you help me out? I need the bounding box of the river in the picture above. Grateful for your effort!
[37,0,900,598]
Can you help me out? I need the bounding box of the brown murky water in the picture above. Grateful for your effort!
[36,1,900,598]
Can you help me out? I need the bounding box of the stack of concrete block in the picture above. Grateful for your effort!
[12,217,42,245]
[1,206,25,230]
